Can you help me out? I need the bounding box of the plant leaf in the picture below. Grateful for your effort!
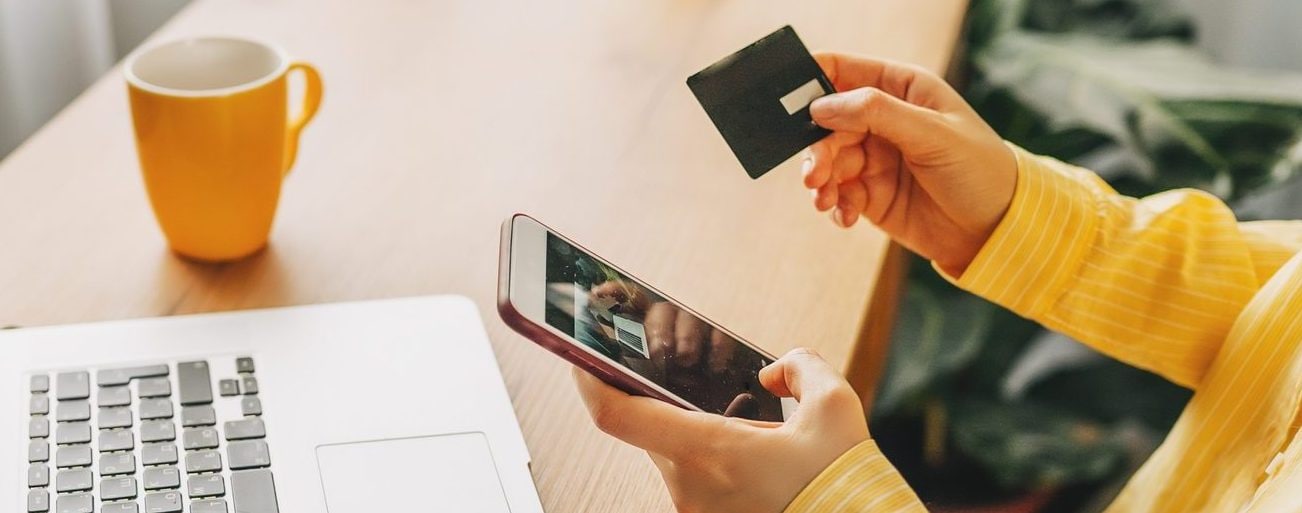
[951,399,1128,490]
[974,33,1302,199]
[873,278,995,417]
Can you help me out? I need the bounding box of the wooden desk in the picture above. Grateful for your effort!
[0,1,965,510]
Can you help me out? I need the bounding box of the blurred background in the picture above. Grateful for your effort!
[2,1,1299,512]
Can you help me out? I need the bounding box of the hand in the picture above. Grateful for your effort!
[804,53,1018,276]
[643,302,737,371]
[574,348,869,513]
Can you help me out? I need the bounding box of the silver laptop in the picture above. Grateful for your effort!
[4,296,543,513]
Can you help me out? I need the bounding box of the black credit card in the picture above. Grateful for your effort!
[687,26,834,179]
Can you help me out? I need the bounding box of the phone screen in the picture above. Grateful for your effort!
[543,233,784,421]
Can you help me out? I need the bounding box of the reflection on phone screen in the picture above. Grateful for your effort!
[544,234,783,421]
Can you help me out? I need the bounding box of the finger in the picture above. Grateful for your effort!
[810,87,942,149]
[589,281,623,302]
[804,140,836,189]
[673,312,707,367]
[812,52,934,100]
[860,135,902,224]
[722,393,761,419]
[758,348,848,402]
[832,144,865,184]
[573,368,721,457]
[706,329,736,373]
[814,52,891,91]
[837,181,867,228]
[644,302,678,358]
[814,182,838,212]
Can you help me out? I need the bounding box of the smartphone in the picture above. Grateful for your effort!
[498,214,794,422]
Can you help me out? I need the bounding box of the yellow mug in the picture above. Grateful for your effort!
[124,37,322,261]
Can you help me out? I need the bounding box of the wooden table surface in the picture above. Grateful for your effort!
[0,0,966,510]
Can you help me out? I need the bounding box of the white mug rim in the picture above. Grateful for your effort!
[123,36,291,98]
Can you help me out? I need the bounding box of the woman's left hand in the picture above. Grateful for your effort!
[573,348,870,513]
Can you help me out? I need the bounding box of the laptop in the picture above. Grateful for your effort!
[3,296,543,513]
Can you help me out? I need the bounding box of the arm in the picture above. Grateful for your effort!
[785,440,926,512]
[803,53,1301,389]
[942,148,1295,388]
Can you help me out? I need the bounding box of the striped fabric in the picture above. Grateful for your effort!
[786,145,1302,512]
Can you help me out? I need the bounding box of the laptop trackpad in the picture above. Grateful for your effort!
[317,432,511,512]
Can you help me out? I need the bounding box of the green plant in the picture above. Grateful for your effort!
[872,0,1302,510]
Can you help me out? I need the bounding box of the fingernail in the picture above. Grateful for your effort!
[831,207,846,227]
[801,159,813,175]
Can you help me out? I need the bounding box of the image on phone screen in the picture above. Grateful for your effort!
[543,233,784,421]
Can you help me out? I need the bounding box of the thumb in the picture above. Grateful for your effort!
[759,348,853,403]
[810,87,942,148]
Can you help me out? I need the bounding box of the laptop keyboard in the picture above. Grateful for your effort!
[25,358,277,513]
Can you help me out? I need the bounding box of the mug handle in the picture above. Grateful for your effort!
[283,62,323,175]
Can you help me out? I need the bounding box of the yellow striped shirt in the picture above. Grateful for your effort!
[787,145,1302,512]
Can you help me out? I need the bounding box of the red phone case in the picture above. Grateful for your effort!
[496,214,775,411]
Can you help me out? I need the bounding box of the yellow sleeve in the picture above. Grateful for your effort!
[944,144,1297,389]
[1238,220,1302,281]
[785,440,927,512]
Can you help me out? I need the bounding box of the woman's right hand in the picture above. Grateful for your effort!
[804,53,1018,277]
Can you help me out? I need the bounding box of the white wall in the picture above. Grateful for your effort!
[0,0,188,158]
[1185,0,1302,72]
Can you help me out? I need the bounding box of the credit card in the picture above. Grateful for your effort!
[687,25,834,179]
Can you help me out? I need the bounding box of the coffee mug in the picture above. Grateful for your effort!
[124,37,322,261]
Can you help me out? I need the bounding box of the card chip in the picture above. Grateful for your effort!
[780,79,826,115]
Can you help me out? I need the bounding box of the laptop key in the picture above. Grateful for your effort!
[27,489,49,512]
[143,491,182,513]
[138,378,171,398]
[224,418,266,440]
[139,399,173,419]
[231,469,279,513]
[218,379,240,397]
[141,443,178,466]
[31,394,50,415]
[55,469,93,492]
[185,450,223,473]
[98,386,131,407]
[102,502,138,513]
[142,466,180,490]
[55,445,92,468]
[240,396,262,416]
[100,429,135,452]
[235,357,255,373]
[191,498,228,513]
[101,476,138,500]
[31,374,50,394]
[97,365,168,387]
[181,405,217,427]
[55,400,90,422]
[100,452,136,476]
[29,416,49,439]
[55,372,90,401]
[183,427,220,450]
[188,474,226,498]
[241,376,259,395]
[177,361,213,405]
[28,463,50,487]
[228,440,271,470]
[54,493,93,513]
[141,420,176,442]
[55,422,90,445]
[29,440,49,462]
[99,407,133,429]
